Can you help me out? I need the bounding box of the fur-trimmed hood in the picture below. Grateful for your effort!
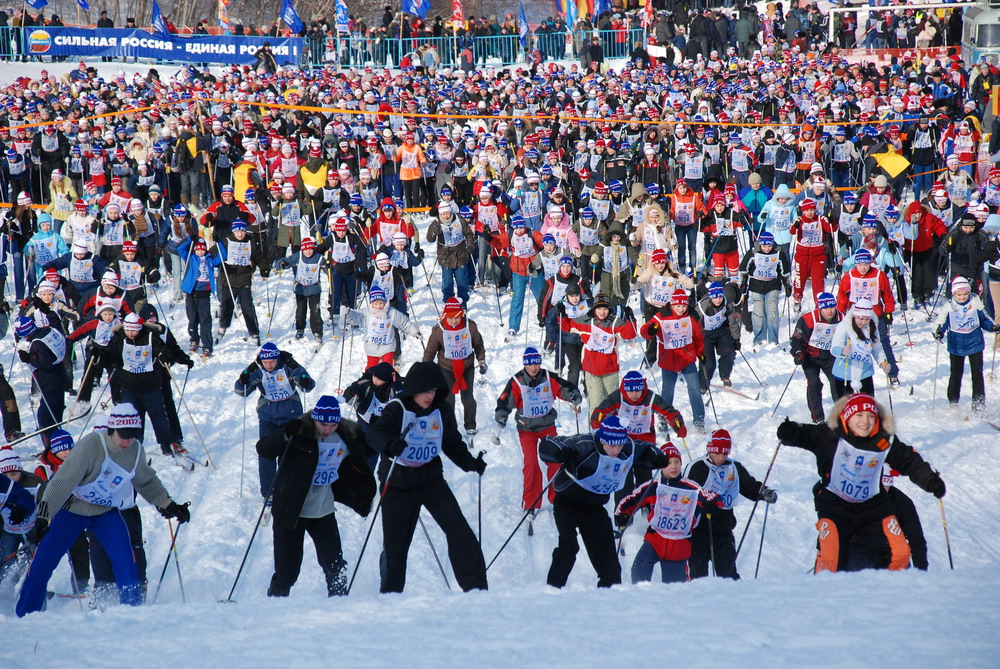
[826,394,895,435]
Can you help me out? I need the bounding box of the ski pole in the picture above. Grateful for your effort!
[494,282,504,327]
[679,436,691,460]
[419,260,441,319]
[706,512,717,577]
[990,334,998,382]
[754,502,770,579]
[486,476,557,571]
[932,341,941,416]
[939,498,954,570]
[770,367,797,417]
[164,364,217,469]
[703,371,720,426]
[735,442,782,561]
[240,397,247,499]
[477,450,484,547]
[346,457,398,595]
[346,423,413,595]
[221,494,269,603]
[418,515,452,590]
[884,371,895,414]
[738,349,766,387]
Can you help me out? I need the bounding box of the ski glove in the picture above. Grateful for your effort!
[559,448,579,470]
[479,362,488,375]
[181,356,195,369]
[933,329,944,341]
[622,306,635,322]
[993,323,1000,333]
[385,437,408,457]
[671,413,687,439]
[776,418,797,443]
[28,518,48,545]
[9,505,27,524]
[761,488,778,504]
[471,452,487,476]
[927,475,946,499]
[793,350,805,365]
[159,501,191,524]
[495,409,508,428]
[733,340,741,351]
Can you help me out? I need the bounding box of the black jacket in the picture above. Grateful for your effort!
[539,433,668,506]
[367,361,479,489]
[256,415,376,529]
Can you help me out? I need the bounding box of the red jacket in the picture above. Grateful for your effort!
[562,314,637,376]
[837,266,895,317]
[640,312,704,372]
[904,201,947,254]
[589,381,682,444]
[615,476,722,561]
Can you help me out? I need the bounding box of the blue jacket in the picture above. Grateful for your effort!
[934,295,996,356]
[234,354,316,425]
[0,475,36,532]
[178,238,222,294]
[275,250,328,296]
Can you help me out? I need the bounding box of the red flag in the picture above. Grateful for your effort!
[452,0,464,24]
[642,0,653,29]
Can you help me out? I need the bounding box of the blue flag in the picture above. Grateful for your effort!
[77,0,90,10]
[280,0,304,33]
[402,0,430,20]
[595,0,611,19]
[151,0,168,36]
[335,0,350,33]
[518,0,528,49]
[26,0,48,9]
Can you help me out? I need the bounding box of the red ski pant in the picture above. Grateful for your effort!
[366,352,394,370]
[519,426,559,510]
[711,251,740,278]
[794,245,827,302]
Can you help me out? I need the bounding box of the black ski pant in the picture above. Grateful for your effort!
[948,351,985,409]
[547,499,620,588]
[268,513,347,597]
[888,487,928,570]
[803,357,840,422]
[555,342,582,389]
[910,249,938,303]
[90,506,147,596]
[78,347,112,403]
[158,368,183,445]
[185,291,212,351]
[379,474,486,594]
[120,386,174,454]
[700,327,735,388]
[441,364,477,432]
[833,376,874,397]
[0,365,21,437]
[689,508,739,579]
[219,283,260,338]
[294,293,323,337]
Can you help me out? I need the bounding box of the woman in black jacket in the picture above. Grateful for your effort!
[776,393,945,574]
[256,396,376,597]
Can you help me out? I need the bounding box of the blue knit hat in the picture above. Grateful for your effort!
[311,395,341,424]
[817,292,837,310]
[369,287,386,303]
[14,316,36,339]
[757,231,775,245]
[523,347,542,366]
[231,219,247,232]
[596,415,629,447]
[854,248,872,265]
[49,429,74,454]
[621,371,646,393]
[708,282,725,299]
[259,342,280,360]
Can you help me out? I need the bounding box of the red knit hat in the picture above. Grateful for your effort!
[442,297,464,317]
[841,393,878,422]
[671,289,689,306]
[651,249,668,264]
[706,429,732,454]
[660,442,681,462]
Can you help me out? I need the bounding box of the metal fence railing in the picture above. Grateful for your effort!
[1,26,646,69]
[305,29,647,69]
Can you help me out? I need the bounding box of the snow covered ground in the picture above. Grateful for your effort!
[2,214,998,667]
[1,61,999,668]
